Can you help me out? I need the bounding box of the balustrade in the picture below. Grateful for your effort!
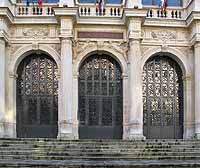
[79,6,122,17]
[146,8,183,19]
[16,4,55,16]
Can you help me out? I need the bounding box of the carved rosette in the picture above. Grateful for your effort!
[73,40,128,61]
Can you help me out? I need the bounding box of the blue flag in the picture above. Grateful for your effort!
[157,0,164,7]
[26,0,30,6]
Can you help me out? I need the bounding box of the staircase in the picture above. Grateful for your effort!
[0,139,200,167]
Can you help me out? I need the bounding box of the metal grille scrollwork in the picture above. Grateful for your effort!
[143,55,183,139]
[78,54,123,139]
[16,53,58,138]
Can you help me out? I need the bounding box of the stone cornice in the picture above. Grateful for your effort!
[123,8,147,18]
[144,19,187,28]
[186,11,200,27]
[77,17,124,26]
[0,30,9,42]
[123,8,147,24]
[13,17,57,25]
[190,33,200,46]
[54,7,78,18]
[0,7,14,23]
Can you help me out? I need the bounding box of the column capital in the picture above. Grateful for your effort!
[194,42,200,48]
[9,72,18,79]
[0,37,6,45]
[129,38,141,44]
[60,37,73,45]
[60,36,72,41]
[182,75,192,81]
[122,73,128,79]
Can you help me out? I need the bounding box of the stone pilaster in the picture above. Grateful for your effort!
[183,75,194,139]
[122,73,129,140]
[126,17,145,140]
[194,42,200,139]
[0,38,6,138]
[58,37,74,139]
[127,38,145,140]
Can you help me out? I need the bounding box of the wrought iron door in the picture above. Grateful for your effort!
[78,54,123,139]
[16,53,58,138]
[143,55,183,139]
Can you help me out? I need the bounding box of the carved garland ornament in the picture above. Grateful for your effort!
[73,40,128,61]
[23,28,49,38]
[151,31,177,42]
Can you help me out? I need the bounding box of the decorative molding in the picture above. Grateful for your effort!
[151,31,177,42]
[23,28,49,38]
[32,42,39,50]
[9,72,18,79]
[10,44,22,56]
[49,44,61,55]
[73,40,128,61]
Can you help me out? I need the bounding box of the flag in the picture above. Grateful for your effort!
[32,0,35,6]
[97,0,105,14]
[163,0,167,12]
[157,0,167,11]
[26,0,30,6]
[38,0,42,8]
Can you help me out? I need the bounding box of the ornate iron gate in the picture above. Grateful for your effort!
[16,53,58,138]
[78,54,123,139]
[143,55,183,139]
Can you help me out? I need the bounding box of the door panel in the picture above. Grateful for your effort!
[78,55,123,139]
[16,54,58,138]
[143,55,183,139]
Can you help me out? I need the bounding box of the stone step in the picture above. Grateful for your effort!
[0,151,199,157]
[0,147,199,152]
[0,142,199,147]
[0,139,199,144]
[1,155,200,160]
[0,160,200,168]
[0,139,199,167]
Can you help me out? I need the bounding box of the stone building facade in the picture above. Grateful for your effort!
[0,0,199,140]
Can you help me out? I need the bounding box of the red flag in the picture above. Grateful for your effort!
[163,0,167,12]
[39,0,42,8]
[98,0,102,13]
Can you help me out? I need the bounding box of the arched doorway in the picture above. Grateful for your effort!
[78,54,123,139]
[143,54,183,139]
[16,53,58,138]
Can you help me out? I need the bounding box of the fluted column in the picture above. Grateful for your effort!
[194,42,200,139]
[58,37,74,139]
[128,39,145,140]
[0,38,6,137]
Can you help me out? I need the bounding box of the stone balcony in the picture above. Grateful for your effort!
[79,5,123,17]
[145,7,184,19]
[13,0,197,20]
[15,3,57,16]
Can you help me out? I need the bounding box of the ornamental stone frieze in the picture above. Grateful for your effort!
[73,40,128,61]
[9,26,59,39]
[142,28,189,44]
[151,31,177,42]
[23,28,49,38]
